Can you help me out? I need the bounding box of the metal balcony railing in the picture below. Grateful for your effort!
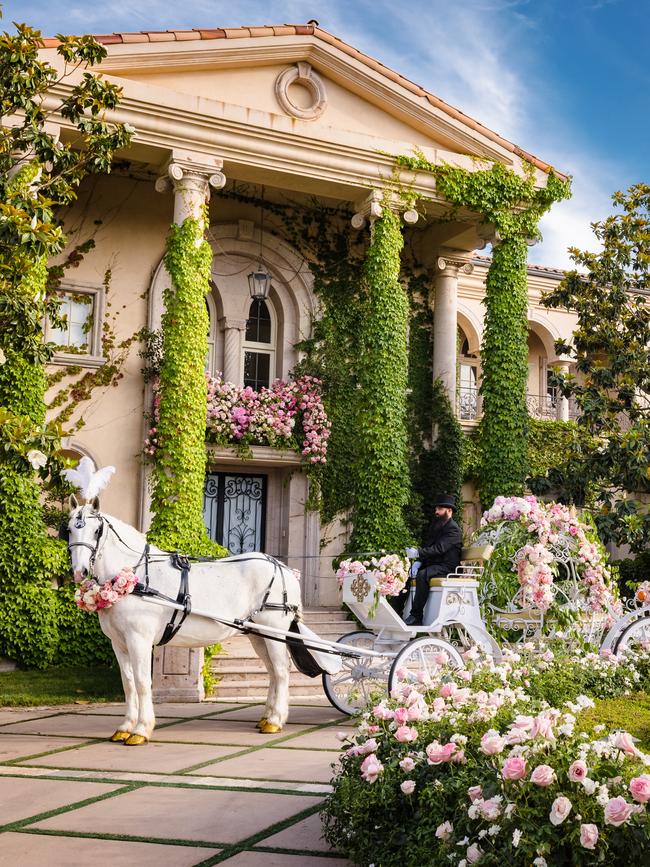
[456,386,579,422]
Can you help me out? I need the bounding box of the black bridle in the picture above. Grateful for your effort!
[62,511,106,575]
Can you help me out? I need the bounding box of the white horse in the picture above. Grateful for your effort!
[64,495,301,745]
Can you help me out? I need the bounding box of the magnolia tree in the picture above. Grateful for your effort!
[537,183,650,554]
[475,496,619,633]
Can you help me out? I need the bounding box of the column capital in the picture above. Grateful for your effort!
[435,249,475,276]
[219,316,247,332]
[155,150,226,195]
[351,189,419,229]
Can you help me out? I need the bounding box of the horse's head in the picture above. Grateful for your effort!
[63,494,106,582]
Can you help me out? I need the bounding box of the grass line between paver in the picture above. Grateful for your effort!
[2,738,103,765]
[175,721,340,774]
[191,801,326,866]
[0,783,143,833]
[16,827,229,849]
[0,769,330,795]
[248,844,344,858]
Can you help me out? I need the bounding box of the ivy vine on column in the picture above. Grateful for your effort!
[396,156,571,508]
[350,206,411,551]
[148,215,227,557]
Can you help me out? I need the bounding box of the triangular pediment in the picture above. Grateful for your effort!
[97,37,517,165]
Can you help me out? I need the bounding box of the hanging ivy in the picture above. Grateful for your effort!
[396,156,571,507]
[350,207,410,551]
[148,215,228,558]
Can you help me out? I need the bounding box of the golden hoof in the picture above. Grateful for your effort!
[109,730,131,742]
[259,721,282,734]
[124,733,148,746]
[255,717,268,730]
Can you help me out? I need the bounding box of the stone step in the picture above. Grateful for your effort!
[210,607,353,700]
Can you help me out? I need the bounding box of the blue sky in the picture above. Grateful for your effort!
[4,0,649,268]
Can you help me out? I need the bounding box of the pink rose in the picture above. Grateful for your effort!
[603,796,643,827]
[579,824,599,850]
[400,756,416,773]
[466,843,483,864]
[439,682,457,698]
[400,779,416,795]
[435,820,453,841]
[614,731,638,756]
[433,652,449,665]
[549,796,572,826]
[426,740,457,764]
[394,707,410,725]
[468,785,483,803]
[480,730,506,756]
[568,760,588,783]
[360,753,384,783]
[530,764,555,787]
[502,756,527,781]
[479,797,502,820]
[406,704,422,722]
[531,713,555,741]
[629,775,650,804]
[395,725,418,743]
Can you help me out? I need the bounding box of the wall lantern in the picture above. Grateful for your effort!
[247,266,272,300]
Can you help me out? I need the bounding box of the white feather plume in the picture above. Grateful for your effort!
[62,456,115,501]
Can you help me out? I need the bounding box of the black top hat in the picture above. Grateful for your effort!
[434,494,456,510]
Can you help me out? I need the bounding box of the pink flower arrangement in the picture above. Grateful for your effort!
[75,566,138,612]
[478,495,619,620]
[205,372,330,464]
[336,553,409,599]
[145,373,330,466]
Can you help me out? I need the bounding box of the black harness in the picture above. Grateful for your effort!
[63,510,298,647]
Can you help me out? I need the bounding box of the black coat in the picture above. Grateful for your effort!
[417,517,462,579]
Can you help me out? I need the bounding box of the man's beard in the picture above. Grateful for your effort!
[432,515,447,530]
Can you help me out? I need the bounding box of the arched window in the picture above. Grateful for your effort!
[242,298,275,390]
[458,329,480,420]
[205,291,218,374]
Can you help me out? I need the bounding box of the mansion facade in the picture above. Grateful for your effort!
[40,23,576,609]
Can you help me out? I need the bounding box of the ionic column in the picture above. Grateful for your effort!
[150,151,226,704]
[431,251,474,407]
[220,317,247,383]
[556,361,571,421]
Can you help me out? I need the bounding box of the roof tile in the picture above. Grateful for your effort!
[94,34,124,45]
[223,28,252,39]
[171,30,197,41]
[195,28,227,39]
[120,32,147,44]
[271,26,297,36]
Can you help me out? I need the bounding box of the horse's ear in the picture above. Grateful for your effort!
[69,494,79,510]
[91,496,100,512]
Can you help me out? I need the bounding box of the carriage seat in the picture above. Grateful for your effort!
[427,544,494,587]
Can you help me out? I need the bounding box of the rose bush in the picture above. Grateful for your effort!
[322,641,650,865]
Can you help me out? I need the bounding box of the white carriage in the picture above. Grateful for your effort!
[322,543,650,716]
[323,545,500,714]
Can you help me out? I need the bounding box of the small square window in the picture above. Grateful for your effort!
[46,283,104,367]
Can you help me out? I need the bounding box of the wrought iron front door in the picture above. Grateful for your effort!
[202,473,267,554]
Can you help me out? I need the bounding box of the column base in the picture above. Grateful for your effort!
[152,646,205,703]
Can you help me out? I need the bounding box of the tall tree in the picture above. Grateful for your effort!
[540,183,650,553]
[0,18,132,665]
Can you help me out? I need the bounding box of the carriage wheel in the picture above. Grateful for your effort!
[388,637,464,693]
[609,611,650,655]
[322,631,393,716]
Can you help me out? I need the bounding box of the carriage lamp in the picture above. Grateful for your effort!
[247,265,272,300]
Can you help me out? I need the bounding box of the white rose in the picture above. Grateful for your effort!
[0,348,5,364]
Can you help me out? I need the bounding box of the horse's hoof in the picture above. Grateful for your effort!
[259,721,282,734]
[109,730,131,742]
[124,733,148,746]
[255,717,268,730]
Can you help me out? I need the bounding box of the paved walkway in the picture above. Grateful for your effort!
[0,699,355,866]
